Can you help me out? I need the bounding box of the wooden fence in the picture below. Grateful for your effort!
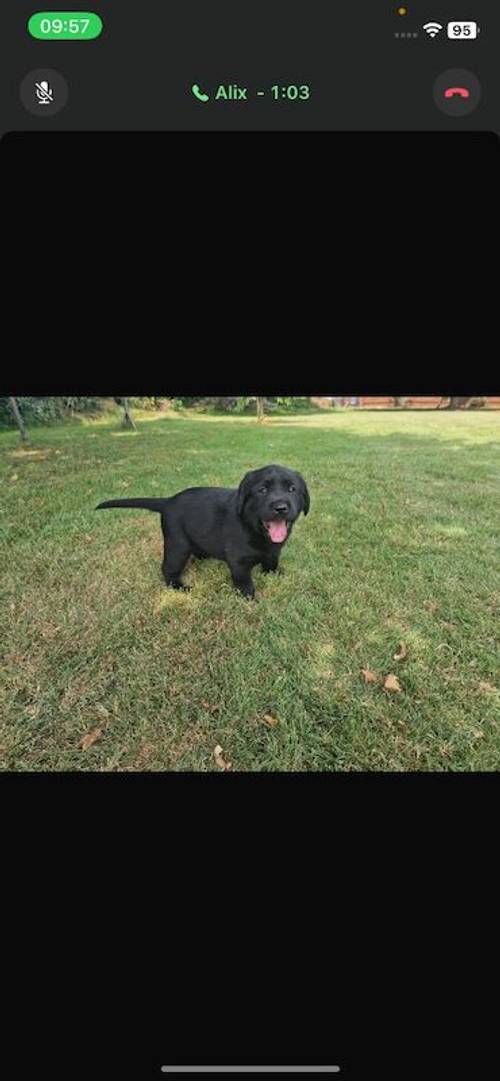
[310,397,500,409]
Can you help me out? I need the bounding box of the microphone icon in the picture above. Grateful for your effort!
[35,80,54,104]
[21,68,68,116]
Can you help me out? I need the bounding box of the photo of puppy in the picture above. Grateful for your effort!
[96,464,310,599]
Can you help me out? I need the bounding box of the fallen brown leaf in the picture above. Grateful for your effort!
[78,726,105,751]
[393,643,408,661]
[263,714,279,727]
[362,669,379,684]
[214,744,232,771]
[384,674,402,693]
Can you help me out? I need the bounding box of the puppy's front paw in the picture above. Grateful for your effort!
[239,587,255,600]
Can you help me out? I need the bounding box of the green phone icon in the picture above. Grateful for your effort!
[191,83,210,102]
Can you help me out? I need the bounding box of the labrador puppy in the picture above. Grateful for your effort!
[96,464,310,599]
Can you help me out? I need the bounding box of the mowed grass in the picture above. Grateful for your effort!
[1,408,499,772]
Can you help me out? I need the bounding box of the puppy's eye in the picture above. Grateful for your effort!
[259,486,268,494]
[288,485,296,492]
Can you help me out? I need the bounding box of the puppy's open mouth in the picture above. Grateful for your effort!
[263,519,289,544]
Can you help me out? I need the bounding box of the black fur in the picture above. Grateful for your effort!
[96,464,310,599]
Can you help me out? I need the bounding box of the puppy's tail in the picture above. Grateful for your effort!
[96,498,169,513]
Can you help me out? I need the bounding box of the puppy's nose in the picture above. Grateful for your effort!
[272,501,289,515]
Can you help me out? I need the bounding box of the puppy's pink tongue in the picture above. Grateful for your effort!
[267,520,288,543]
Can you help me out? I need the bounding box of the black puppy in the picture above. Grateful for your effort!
[96,464,310,599]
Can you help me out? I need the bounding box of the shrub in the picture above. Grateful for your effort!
[0,397,102,427]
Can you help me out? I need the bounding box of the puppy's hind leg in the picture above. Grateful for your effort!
[161,516,192,591]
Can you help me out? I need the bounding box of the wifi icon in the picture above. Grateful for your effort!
[423,21,444,38]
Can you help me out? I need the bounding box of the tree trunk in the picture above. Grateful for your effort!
[394,397,408,407]
[256,397,265,422]
[447,397,472,410]
[9,397,30,445]
[120,397,136,429]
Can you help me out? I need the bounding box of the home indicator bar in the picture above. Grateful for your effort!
[161,1070,341,1075]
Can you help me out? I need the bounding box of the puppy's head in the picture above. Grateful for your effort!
[237,464,310,544]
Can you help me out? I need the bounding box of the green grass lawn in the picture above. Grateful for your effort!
[1,408,499,771]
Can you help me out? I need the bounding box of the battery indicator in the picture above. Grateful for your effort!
[447,21,480,39]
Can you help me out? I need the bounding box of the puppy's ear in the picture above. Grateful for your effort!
[298,474,310,516]
[237,471,254,516]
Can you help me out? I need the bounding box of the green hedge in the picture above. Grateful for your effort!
[0,397,103,427]
[171,397,312,412]
[0,395,316,429]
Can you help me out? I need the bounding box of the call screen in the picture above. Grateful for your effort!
[1,2,498,134]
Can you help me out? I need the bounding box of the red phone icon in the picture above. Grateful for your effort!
[444,86,470,99]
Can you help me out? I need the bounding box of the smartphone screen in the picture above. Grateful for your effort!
[1,6,498,1081]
